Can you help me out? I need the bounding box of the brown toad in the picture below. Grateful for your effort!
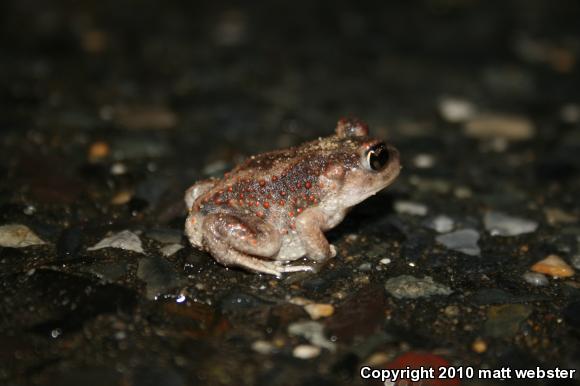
[184,118,401,276]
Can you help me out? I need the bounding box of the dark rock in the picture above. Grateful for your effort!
[137,256,186,300]
[218,291,274,313]
[132,366,185,386]
[469,289,548,305]
[57,226,83,259]
[325,286,386,342]
[484,304,533,338]
[563,301,580,328]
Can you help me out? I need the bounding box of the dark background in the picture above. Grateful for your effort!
[1,1,580,385]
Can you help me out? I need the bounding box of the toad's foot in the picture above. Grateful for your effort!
[222,254,314,277]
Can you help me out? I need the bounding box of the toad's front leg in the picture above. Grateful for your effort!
[295,207,340,262]
[202,213,313,276]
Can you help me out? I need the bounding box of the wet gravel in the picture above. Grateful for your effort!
[1,1,580,385]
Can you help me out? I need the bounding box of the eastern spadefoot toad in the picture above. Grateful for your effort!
[185,118,401,276]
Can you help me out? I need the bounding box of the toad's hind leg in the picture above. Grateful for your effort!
[202,213,313,276]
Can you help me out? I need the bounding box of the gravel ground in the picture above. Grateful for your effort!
[1,1,580,385]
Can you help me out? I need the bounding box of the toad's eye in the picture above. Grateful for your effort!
[364,142,390,171]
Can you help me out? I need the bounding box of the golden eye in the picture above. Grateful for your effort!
[365,143,390,171]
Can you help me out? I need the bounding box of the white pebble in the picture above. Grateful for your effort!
[484,211,538,236]
[425,215,455,233]
[160,243,184,257]
[110,162,128,175]
[0,224,46,248]
[413,153,435,169]
[394,200,428,216]
[252,340,275,355]
[438,97,476,123]
[522,272,548,286]
[293,345,321,359]
[88,230,144,254]
[464,114,535,140]
[288,321,336,352]
[436,229,480,256]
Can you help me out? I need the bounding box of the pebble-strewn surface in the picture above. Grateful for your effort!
[1,1,580,385]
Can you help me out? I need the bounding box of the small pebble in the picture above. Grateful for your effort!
[522,271,549,286]
[454,186,472,199]
[472,338,488,353]
[394,200,428,216]
[385,275,452,299]
[358,262,372,271]
[436,229,480,256]
[464,114,535,140]
[544,208,578,225]
[111,190,133,205]
[530,255,575,278]
[160,243,184,257]
[413,153,435,168]
[438,97,476,123]
[571,255,580,270]
[251,340,275,355]
[379,258,391,265]
[110,162,128,175]
[88,141,110,162]
[0,224,46,248]
[87,230,144,254]
[484,211,538,236]
[303,304,334,320]
[560,103,580,123]
[443,305,460,317]
[425,215,455,233]
[292,345,321,359]
[23,205,36,215]
[115,105,178,130]
[287,321,335,351]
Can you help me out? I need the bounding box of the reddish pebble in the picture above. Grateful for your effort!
[386,352,459,386]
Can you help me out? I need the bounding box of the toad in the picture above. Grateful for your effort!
[184,118,401,276]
